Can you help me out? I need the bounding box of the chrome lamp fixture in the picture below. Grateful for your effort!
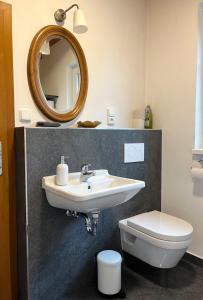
[54,3,88,34]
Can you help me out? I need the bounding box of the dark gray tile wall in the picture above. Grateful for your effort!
[15,128,28,300]
[15,128,162,300]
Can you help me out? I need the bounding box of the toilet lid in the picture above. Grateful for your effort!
[127,211,193,242]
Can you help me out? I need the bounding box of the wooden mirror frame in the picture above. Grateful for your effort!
[27,25,88,122]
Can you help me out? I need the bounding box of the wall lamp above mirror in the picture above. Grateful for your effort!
[54,3,88,34]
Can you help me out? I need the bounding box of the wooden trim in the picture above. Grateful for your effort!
[27,25,88,122]
[0,1,17,299]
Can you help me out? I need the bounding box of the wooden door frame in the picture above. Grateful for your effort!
[0,1,17,299]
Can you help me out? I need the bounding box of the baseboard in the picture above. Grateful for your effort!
[184,251,203,267]
[187,251,203,260]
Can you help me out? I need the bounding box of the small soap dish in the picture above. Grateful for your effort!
[77,121,101,128]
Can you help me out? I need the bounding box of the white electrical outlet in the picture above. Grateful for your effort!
[107,116,115,126]
[124,143,144,163]
[107,107,116,126]
[19,108,32,122]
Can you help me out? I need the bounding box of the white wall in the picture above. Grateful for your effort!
[146,0,203,257]
[195,3,203,148]
[9,0,147,127]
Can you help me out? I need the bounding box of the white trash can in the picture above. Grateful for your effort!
[97,250,122,296]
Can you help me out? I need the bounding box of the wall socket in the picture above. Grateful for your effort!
[107,116,115,125]
[19,108,32,122]
[107,107,116,126]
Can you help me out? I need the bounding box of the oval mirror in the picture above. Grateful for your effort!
[27,25,88,122]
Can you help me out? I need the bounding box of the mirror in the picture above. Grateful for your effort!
[27,26,88,122]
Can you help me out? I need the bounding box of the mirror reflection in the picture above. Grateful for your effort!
[39,36,80,113]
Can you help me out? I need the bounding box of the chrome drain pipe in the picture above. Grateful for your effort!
[91,211,100,236]
[66,210,100,235]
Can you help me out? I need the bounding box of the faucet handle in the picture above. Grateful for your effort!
[81,164,92,174]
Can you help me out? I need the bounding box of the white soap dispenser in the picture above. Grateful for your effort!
[55,156,69,186]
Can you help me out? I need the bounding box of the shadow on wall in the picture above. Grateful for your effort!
[193,180,203,197]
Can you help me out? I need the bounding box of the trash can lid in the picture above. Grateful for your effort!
[97,250,122,266]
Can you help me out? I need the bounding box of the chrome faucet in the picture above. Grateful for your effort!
[80,164,95,182]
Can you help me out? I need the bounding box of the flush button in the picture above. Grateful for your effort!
[124,143,144,163]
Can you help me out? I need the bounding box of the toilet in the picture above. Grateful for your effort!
[119,211,193,269]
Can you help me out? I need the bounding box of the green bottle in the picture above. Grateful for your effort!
[144,105,153,129]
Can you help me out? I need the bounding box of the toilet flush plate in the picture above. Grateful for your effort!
[124,143,144,163]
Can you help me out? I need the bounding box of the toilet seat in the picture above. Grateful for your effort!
[119,219,192,250]
[126,211,193,242]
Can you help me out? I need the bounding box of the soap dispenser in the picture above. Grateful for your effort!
[55,156,69,186]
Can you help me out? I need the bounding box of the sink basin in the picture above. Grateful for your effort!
[42,170,145,213]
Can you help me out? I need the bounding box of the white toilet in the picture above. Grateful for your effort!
[119,211,193,269]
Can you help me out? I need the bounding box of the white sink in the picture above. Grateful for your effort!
[42,170,145,213]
